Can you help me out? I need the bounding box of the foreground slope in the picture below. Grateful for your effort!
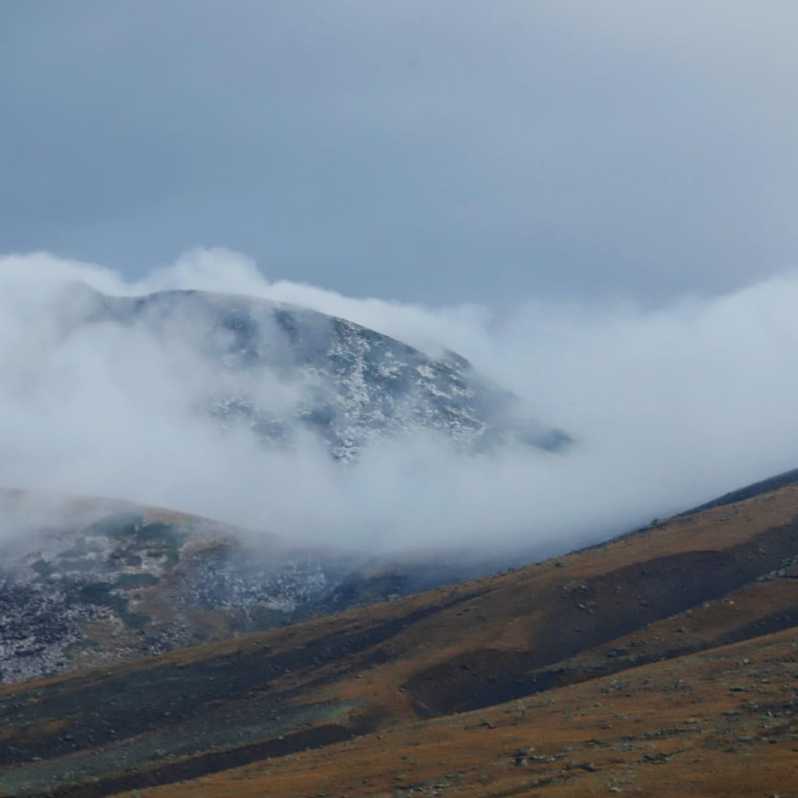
[2,481,798,795]
[124,626,798,798]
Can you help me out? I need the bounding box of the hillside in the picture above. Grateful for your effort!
[1,477,798,796]
[119,626,798,798]
[0,490,346,683]
[0,490,500,685]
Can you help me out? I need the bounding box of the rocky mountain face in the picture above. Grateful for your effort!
[0,490,510,684]
[70,286,568,461]
[0,491,353,683]
[0,287,571,685]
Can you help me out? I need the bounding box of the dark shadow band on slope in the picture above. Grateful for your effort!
[404,515,798,715]
[476,591,798,707]
[43,724,357,798]
[0,591,480,797]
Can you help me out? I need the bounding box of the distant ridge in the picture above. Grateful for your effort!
[679,466,798,516]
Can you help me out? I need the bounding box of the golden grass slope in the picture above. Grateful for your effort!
[2,483,798,796]
[124,625,798,798]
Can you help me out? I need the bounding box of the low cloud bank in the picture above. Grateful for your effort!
[1,248,797,557]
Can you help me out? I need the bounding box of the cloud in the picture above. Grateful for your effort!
[1,249,798,559]
[2,2,797,306]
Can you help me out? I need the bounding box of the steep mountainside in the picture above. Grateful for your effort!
[68,286,569,460]
[0,491,352,684]
[0,283,572,686]
[0,491,513,685]
[2,475,798,796]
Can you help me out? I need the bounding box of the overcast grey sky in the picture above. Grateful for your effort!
[2,1,797,307]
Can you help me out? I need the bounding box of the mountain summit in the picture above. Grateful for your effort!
[68,286,569,460]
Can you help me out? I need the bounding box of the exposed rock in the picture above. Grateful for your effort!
[0,490,484,683]
[73,286,570,461]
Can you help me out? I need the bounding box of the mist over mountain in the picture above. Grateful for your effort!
[0,274,578,685]
[3,250,798,559]
[72,284,569,461]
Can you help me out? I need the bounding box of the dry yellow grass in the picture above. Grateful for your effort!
[5,483,798,797]
[120,625,798,797]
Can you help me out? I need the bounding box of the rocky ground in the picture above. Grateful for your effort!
[121,625,798,798]
[0,491,511,685]
[0,497,353,683]
[2,481,798,795]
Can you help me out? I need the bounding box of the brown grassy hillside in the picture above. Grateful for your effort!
[1,484,798,796]
[123,625,798,798]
